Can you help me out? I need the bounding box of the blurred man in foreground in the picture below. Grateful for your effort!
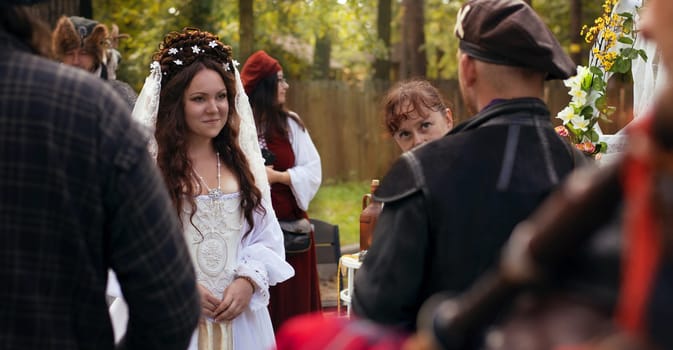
[0,1,200,349]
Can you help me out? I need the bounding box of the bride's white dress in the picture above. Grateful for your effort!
[108,192,293,350]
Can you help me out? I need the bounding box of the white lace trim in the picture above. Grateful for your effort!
[235,258,270,311]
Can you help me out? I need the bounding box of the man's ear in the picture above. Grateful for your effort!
[445,108,454,129]
[459,53,477,87]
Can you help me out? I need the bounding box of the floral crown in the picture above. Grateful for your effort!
[152,28,235,84]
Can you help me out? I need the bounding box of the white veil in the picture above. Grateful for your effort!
[233,65,271,202]
[130,60,271,202]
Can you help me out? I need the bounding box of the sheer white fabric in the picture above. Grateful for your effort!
[285,115,322,211]
[130,61,161,158]
[233,66,271,203]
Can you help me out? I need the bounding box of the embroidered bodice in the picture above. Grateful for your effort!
[182,192,243,300]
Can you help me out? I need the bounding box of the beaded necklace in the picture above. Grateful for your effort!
[194,152,223,198]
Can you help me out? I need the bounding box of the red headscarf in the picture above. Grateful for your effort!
[240,50,281,95]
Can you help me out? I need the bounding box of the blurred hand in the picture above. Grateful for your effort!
[266,166,290,185]
[198,284,220,319]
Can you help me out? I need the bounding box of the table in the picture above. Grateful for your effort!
[338,253,363,317]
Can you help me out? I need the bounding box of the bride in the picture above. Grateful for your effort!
[110,28,293,350]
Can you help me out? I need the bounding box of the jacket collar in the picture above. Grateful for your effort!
[449,97,550,134]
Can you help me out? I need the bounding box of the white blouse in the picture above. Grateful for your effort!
[286,114,322,211]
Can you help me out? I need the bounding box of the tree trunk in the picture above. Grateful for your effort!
[313,33,331,79]
[401,0,426,79]
[27,0,79,27]
[373,0,392,81]
[239,0,254,63]
[570,0,583,64]
[186,0,213,33]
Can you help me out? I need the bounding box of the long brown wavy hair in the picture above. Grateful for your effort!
[153,28,262,235]
[247,68,305,139]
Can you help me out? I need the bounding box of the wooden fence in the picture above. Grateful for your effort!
[287,79,634,182]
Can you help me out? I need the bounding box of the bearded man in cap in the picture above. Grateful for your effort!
[0,1,199,349]
[52,16,137,109]
[352,0,588,332]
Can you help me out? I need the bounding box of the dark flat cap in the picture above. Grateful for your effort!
[454,0,576,80]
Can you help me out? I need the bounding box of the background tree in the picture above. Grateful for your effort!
[90,0,607,88]
[239,0,253,64]
[400,0,426,79]
[184,0,214,33]
[373,0,392,81]
[570,0,583,63]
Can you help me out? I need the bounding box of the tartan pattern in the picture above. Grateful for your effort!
[0,31,199,349]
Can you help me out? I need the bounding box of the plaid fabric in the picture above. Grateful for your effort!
[0,31,199,349]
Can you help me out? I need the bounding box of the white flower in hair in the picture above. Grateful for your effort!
[192,45,202,54]
[168,48,178,55]
[224,62,231,71]
[174,59,183,66]
[208,41,218,48]
[233,59,240,67]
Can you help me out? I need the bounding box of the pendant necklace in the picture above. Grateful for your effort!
[194,152,223,198]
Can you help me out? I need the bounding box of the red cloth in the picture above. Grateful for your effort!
[265,132,322,332]
[615,115,662,335]
[275,313,409,350]
[240,50,281,95]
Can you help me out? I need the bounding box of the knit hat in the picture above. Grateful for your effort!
[240,50,282,95]
[52,16,109,66]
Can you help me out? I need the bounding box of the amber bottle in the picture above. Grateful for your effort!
[359,179,382,251]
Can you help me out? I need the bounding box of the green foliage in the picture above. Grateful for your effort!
[534,0,604,66]
[308,180,369,247]
[93,0,611,89]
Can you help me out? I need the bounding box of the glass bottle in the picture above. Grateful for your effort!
[359,179,382,251]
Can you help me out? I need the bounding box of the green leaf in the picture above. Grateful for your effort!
[623,19,633,34]
[619,12,634,19]
[581,73,593,90]
[618,36,634,45]
[639,49,649,61]
[580,105,594,118]
[595,96,607,111]
[611,57,632,74]
[592,78,605,91]
[622,48,637,59]
[590,130,599,142]
[590,66,604,77]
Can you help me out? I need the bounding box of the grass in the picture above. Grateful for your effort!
[307,180,371,247]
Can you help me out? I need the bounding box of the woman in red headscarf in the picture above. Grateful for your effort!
[241,50,323,331]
